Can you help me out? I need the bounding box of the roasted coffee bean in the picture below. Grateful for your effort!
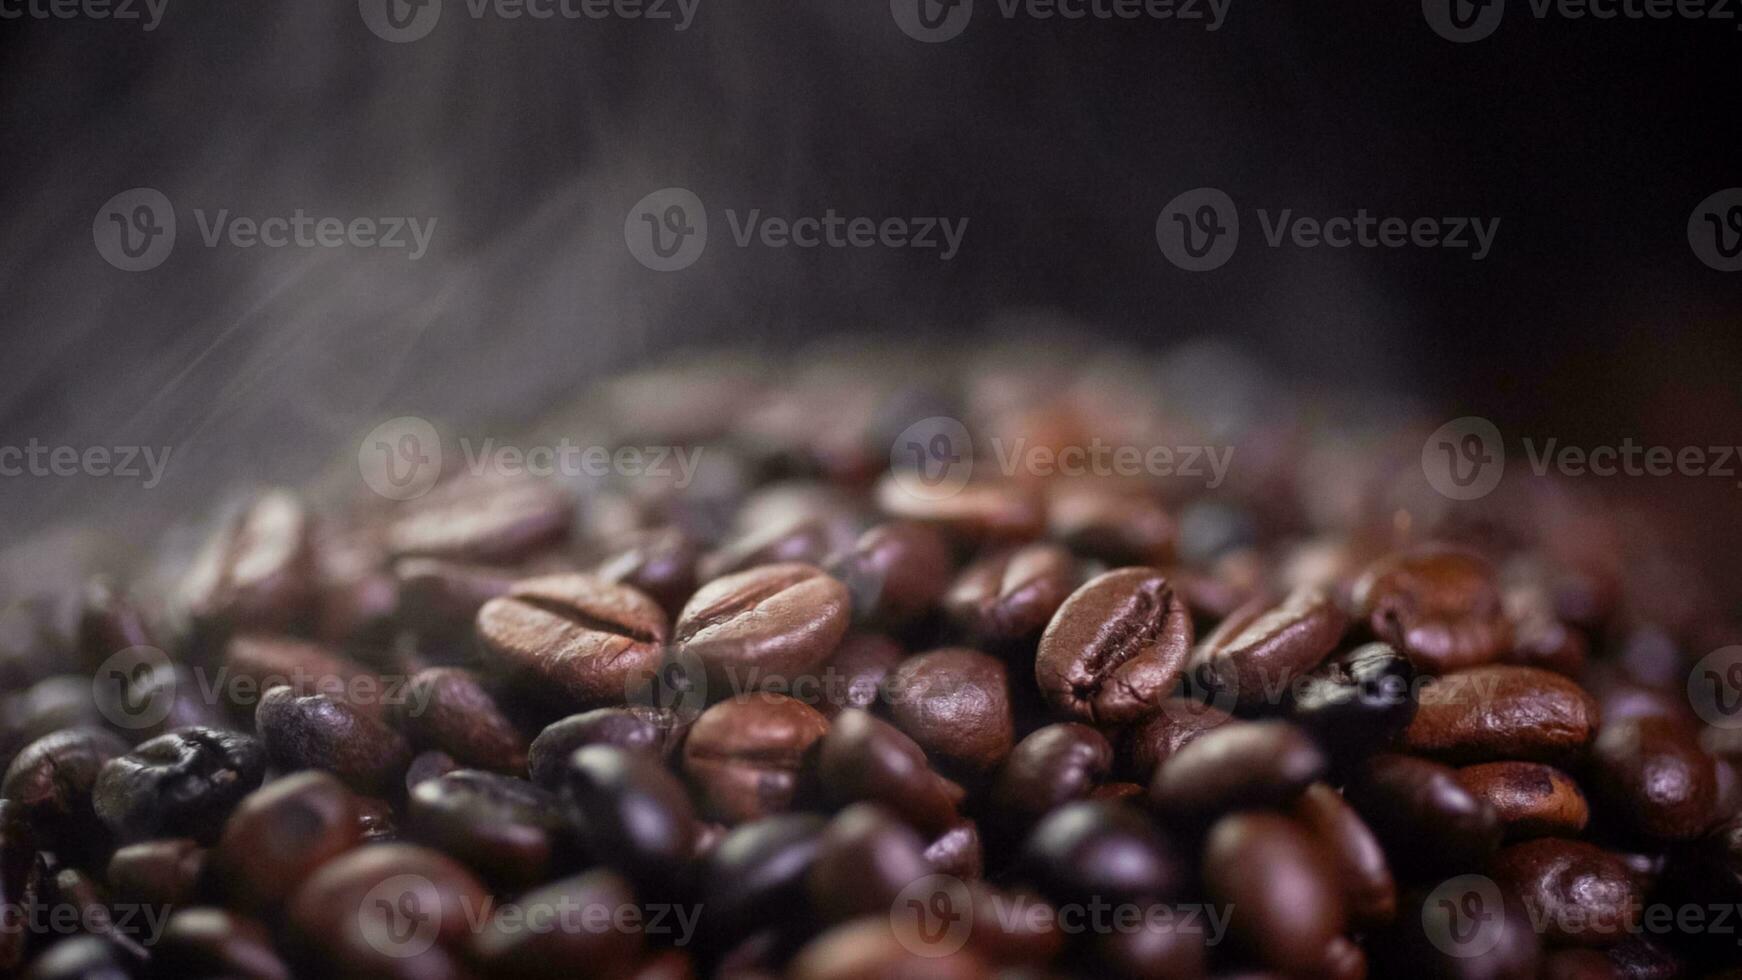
[392,557,520,638]
[1454,761,1589,840]
[561,745,699,894]
[221,634,379,721]
[1021,800,1184,905]
[1540,949,1618,980]
[106,837,203,908]
[93,727,264,844]
[1502,612,1588,678]
[1087,781,1146,802]
[1047,483,1176,567]
[477,574,671,708]
[1489,838,1641,947]
[1118,700,1234,781]
[816,709,958,835]
[354,795,397,842]
[826,522,952,629]
[704,813,828,939]
[180,489,315,639]
[1588,716,1717,841]
[1404,665,1599,765]
[472,869,646,979]
[392,667,528,773]
[789,917,991,980]
[21,936,143,980]
[1289,641,1418,762]
[256,687,412,795]
[1191,587,1347,710]
[808,803,931,922]
[205,771,363,914]
[813,634,904,718]
[701,516,834,582]
[385,475,572,564]
[154,908,290,980]
[74,578,154,673]
[1036,568,1193,726]
[1089,913,1209,980]
[596,526,703,619]
[1602,936,1683,979]
[1203,811,1346,974]
[1344,754,1502,880]
[0,598,66,692]
[1291,782,1396,929]
[875,475,1046,546]
[1149,720,1326,823]
[1370,889,1540,980]
[406,769,569,888]
[942,544,1078,647]
[1352,546,1512,674]
[631,949,697,980]
[528,706,686,788]
[885,647,1014,775]
[0,801,36,972]
[924,819,983,880]
[310,530,399,649]
[682,693,829,823]
[675,563,851,692]
[287,843,488,979]
[405,749,457,789]
[2,676,111,763]
[991,723,1111,827]
[1,728,128,866]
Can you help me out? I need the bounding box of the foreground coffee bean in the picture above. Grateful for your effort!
[682,693,829,823]
[1455,761,1590,840]
[816,709,959,835]
[1344,753,1502,880]
[1191,587,1347,710]
[106,837,203,907]
[180,489,315,640]
[561,745,699,894]
[1289,641,1418,763]
[1,728,128,866]
[256,687,412,795]
[1489,838,1641,947]
[472,869,646,979]
[1404,665,1599,765]
[478,574,671,708]
[991,723,1112,828]
[1118,699,1234,781]
[826,521,952,629]
[808,803,930,922]
[886,647,1015,775]
[675,563,851,692]
[1291,782,1396,928]
[529,705,685,787]
[789,917,991,980]
[1036,568,1193,725]
[924,819,983,880]
[704,813,828,939]
[1588,716,1718,841]
[1021,800,1184,905]
[1203,811,1347,974]
[92,727,265,844]
[1353,545,1512,674]
[154,907,289,980]
[1149,720,1326,823]
[407,770,570,888]
[942,544,1078,648]
[392,667,528,774]
[206,771,363,913]
[287,843,488,978]
[1371,888,1540,980]
[21,936,143,980]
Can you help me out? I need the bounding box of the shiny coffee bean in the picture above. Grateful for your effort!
[1289,642,1418,762]
[874,475,1046,546]
[1353,546,1512,674]
[1203,811,1346,974]
[1344,754,1502,880]
[1602,936,1683,979]
[407,769,569,889]
[1454,761,1589,839]
[789,917,991,980]
[1488,838,1641,947]
[1021,800,1184,905]
[528,705,686,788]
[1588,716,1718,841]
[701,516,834,582]
[1404,665,1599,765]
[808,803,931,923]
[1291,782,1396,929]
[1149,720,1326,823]
[683,693,829,823]
[287,843,488,979]
[106,838,204,908]
[596,526,703,619]
[991,723,1112,827]
[21,936,143,980]
[154,908,290,980]
[1,728,128,866]
[942,544,1078,648]
[813,634,904,718]
[885,647,1014,775]
[477,574,670,708]
[816,709,958,835]
[405,749,457,790]
[1047,483,1176,567]
[393,667,528,773]
[354,795,398,842]
[93,728,263,846]
[255,687,412,795]
[205,771,363,914]
[472,869,646,980]
[1191,587,1347,710]
[826,521,952,629]
[385,475,572,564]
[1036,568,1193,726]
[704,813,828,938]
[180,489,315,639]
[1118,700,1234,781]
[924,819,983,880]
[561,745,699,894]
[221,634,379,721]
[675,563,851,692]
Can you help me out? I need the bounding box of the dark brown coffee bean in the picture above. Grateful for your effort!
[1036,568,1193,726]
[1370,888,1540,980]
[704,813,828,939]
[1,727,127,866]
[154,908,289,980]
[991,723,1111,827]
[682,693,829,823]
[1021,800,1184,905]
[1404,665,1599,765]
[1541,949,1619,980]
[789,917,991,980]
[1149,720,1326,823]
[1344,754,1502,880]
[816,709,958,835]
[287,843,488,979]
[21,936,144,980]
[1118,700,1235,781]
[256,687,412,795]
[74,578,154,673]
[596,526,702,619]
[924,819,983,880]
[813,634,905,718]
[885,647,1014,775]
[478,574,671,708]
[386,475,572,564]
[407,769,569,889]
[206,771,363,914]
[1047,483,1177,567]
[354,794,398,842]
[0,801,35,972]
[472,869,646,980]
[875,475,1046,546]
[1289,641,1418,762]
[826,522,952,629]
[93,727,265,844]
[560,745,699,894]
[1203,811,1347,974]
[221,634,380,721]
[1588,716,1717,841]
[1353,546,1512,674]
[1088,911,1208,980]
[528,705,687,788]
[1291,782,1396,929]
[106,837,203,908]
[393,667,528,774]
[942,544,1077,647]
[392,556,520,638]
[311,530,400,650]
[1501,612,1588,678]
[808,803,931,923]
[1489,838,1641,947]
[405,749,457,790]
[701,516,834,582]
[1191,587,1347,710]
[675,563,851,692]
[180,489,315,638]
[1454,762,1589,840]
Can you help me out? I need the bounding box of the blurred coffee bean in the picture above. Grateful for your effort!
[93,728,264,844]
[477,574,670,708]
[528,705,686,788]
[788,917,991,980]
[1036,568,1193,726]
[205,771,362,914]
[154,907,289,980]
[1588,716,1718,841]
[1488,838,1641,947]
[2,676,111,767]
[1118,700,1234,782]
[874,475,1045,546]
[1502,613,1588,678]
[406,769,569,889]
[808,803,931,922]
[675,563,851,693]
[703,813,827,939]
[180,490,315,643]
[701,516,833,582]
[106,837,203,908]
[1344,754,1502,880]
[1370,888,1540,980]
[1602,936,1683,979]
[392,556,520,638]
[1289,642,1418,763]
[354,795,397,842]
[941,544,1077,648]
[1089,914,1209,980]
[1541,949,1620,980]
[682,693,829,823]
[991,723,1111,829]
[1291,782,1396,929]
[813,634,904,718]
[1021,800,1184,905]
[1149,721,1326,824]
[1202,811,1346,974]
[1048,483,1177,567]
[75,578,155,674]
[221,634,379,722]
[310,530,399,649]
[0,800,36,973]
[405,749,457,790]
[826,522,952,629]
[1404,665,1599,765]
[21,936,142,980]
[385,475,572,564]
[472,869,646,980]
[595,526,702,619]
[255,687,411,795]
[924,819,983,880]
[1191,587,1347,710]
[885,647,1014,775]
[392,667,528,773]
[1454,761,1589,840]
[286,843,488,979]
[1,728,127,867]
[816,709,958,835]
[1353,545,1512,675]
[561,745,698,894]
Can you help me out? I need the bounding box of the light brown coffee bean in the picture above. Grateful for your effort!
[1353,545,1512,674]
[942,544,1078,648]
[1404,665,1599,764]
[181,490,315,638]
[1036,568,1193,726]
[886,647,1015,775]
[386,475,572,564]
[1454,761,1589,840]
[477,574,670,707]
[675,563,851,691]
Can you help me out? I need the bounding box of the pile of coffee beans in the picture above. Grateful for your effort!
[2,349,1740,979]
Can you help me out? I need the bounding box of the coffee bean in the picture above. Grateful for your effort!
[807,803,931,922]
[472,869,646,979]
[478,574,671,708]
[180,490,315,640]
[392,556,520,638]
[1489,838,1640,947]
[701,516,834,582]
[1,728,128,866]
[205,771,362,914]
[1588,716,1717,841]
[1345,754,1502,880]
[528,706,687,788]
[106,837,203,908]
[154,908,289,980]
[1404,665,1599,765]
[1454,761,1589,840]
[1289,641,1418,763]
[674,563,851,694]
[386,475,572,564]
[1370,888,1540,980]
[1117,700,1234,781]
[355,794,398,842]
[1047,484,1177,567]
[1353,546,1512,674]
[924,819,983,880]
[886,647,1014,775]
[816,709,959,835]
[682,693,829,823]
[991,723,1111,828]
[942,544,1077,648]
[874,475,1045,546]
[287,843,487,979]
[826,522,952,629]
[703,813,827,939]
[21,936,143,980]
[222,634,379,722]
[1021,800,1184,905]
[407,769,569,888]
[2,676,112,765]
[1291,782,1396,929]
[74,578,154,674]
[789,917,991,980]
[1036,568,1193,726]
[93,727,265,844]
[1603,936,1684,979]
[310,530,399,650]
[393,667,528,774]
[561,745,699,894]
[1502,611,1588,678]
[1089,912,1208,980]
[596,526,702,619]
[1540,949,1618,980]
[813,634,904,718]
[405,749,457,790]
[1191,586,1347,710]
[1149,720,1326,823]
[256,687,412,795]
[0,801,35,972]
[1203,811,1346,974]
